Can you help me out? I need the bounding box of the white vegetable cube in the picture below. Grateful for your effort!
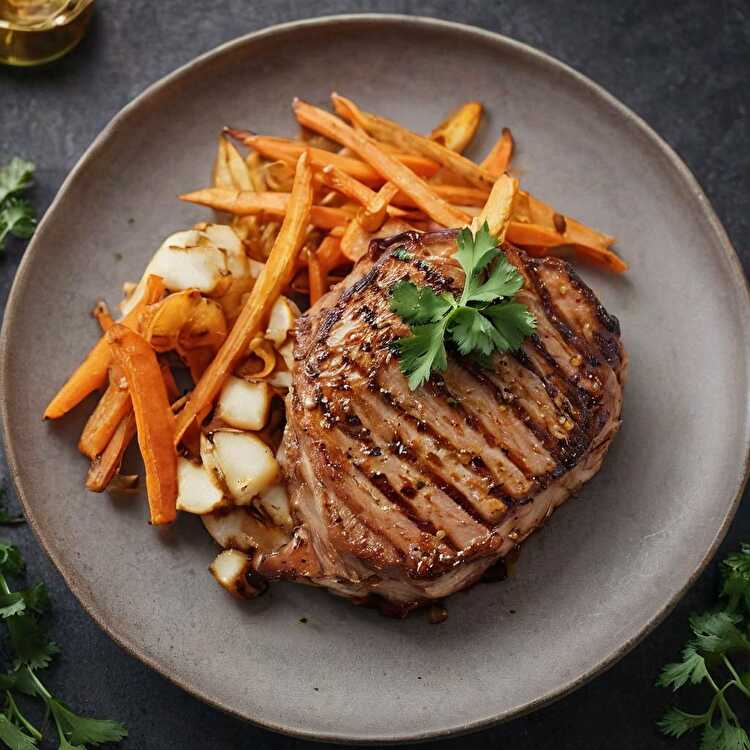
[265,296,297,344]
[209,549,263,599]
[176,457,225,514]
[216,377,271,431]
[212,431,279,504]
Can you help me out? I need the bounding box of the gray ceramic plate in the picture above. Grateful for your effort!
[1,14,749,744]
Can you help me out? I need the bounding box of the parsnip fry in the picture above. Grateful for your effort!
[44,275,165,420]
[341,218,414,262]
[474,174,518,240]
[430,101,482,153]
[481,127,514,176]
[179,187,351,230]
[293,99,469,228]
[331,93,495,190]
[175,152,313,444]
[228,130,440,183]
[107,324,177,525]
[211,136,233,189]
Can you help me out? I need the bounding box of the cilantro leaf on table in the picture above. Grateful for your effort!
[0,159,34,206]
[0,541,127,749]
[389,222,535,389]
[657,544,750,749]
[0,158,36,251]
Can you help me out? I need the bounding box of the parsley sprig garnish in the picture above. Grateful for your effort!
[0,159,37,251]
[658,543,750,749]
[389,222,536,390]
[0,540,127,749]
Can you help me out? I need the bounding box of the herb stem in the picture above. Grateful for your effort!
[5,689,42,740]
[722,656,750,700]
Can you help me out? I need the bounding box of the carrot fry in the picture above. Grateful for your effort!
[179,187,351,230]
[474,174,518,240]
[227,130,441,183]
[175,152,313,444]
[44,275,165,420]
[307,249,327,304]
[341,218,414,262]
[107,324,177,525]
[506,222,628,273]
[318,164,376,204]
[430,101,482,153]
[513,190,616,250]
[359,181,399,232]
[393,184,489,208]
[86,412,137,493]
[294,99,469,228]
[78,372,131,459]
[481,127,514,176]
[316,235,344,271]
[91,301,115,333]
[331,93,495,191]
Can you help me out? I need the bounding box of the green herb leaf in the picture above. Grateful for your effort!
[657,644,709,690]
[466,252,524,303]
[700,721,750,750]
[49,699,127,747]
[0,199,37,251]
[455,223,497,283]
[393,320,448,391]
[0,159,34,206]
[0,714,38,750]
[0,544,24,576]
[658,707,709,738]
[389,222,535,389]
[722,544,750,613]
[390,281,453,325]
[690,611,750,654]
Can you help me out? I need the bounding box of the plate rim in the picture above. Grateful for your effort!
[2,13,749,744]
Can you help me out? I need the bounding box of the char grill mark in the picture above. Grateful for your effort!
[256,229,625,614]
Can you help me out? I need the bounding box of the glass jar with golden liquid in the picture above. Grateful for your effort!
[0,0,94,66]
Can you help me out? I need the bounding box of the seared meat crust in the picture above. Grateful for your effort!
[254,230,626,614]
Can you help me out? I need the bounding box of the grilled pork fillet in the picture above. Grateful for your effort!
[253,230,626,615]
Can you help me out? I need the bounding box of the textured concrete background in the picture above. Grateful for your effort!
[0,1,748,748]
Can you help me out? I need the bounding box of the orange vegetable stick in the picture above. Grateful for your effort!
[293,99,469,228]
[359,181,399,232]
[91,301,115,333]
[78,372,131,459]
[506,222,628,273]
[474,174,518,240]
[331,93,496,190]
[175,151,313,444]
[481,127,514,176]
[107,324,177,525]
[393,184,490,208]
[307,249,326,305]
[430,101,483,153]
[86,412,137,493]
[227,130,441,183]
[179,188,351,230]
[44,275,165,420]
[316,235,344,271]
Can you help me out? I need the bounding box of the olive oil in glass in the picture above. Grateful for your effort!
[0,0,93,66]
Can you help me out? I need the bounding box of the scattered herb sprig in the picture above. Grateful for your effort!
[389,222,535,389]
[0,539,127,749]
[658,543,750,749]
[0,159,36,251]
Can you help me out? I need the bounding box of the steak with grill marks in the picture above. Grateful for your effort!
[253,229,627,615]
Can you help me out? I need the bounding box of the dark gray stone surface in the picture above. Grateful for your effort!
[0,1,748,747]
